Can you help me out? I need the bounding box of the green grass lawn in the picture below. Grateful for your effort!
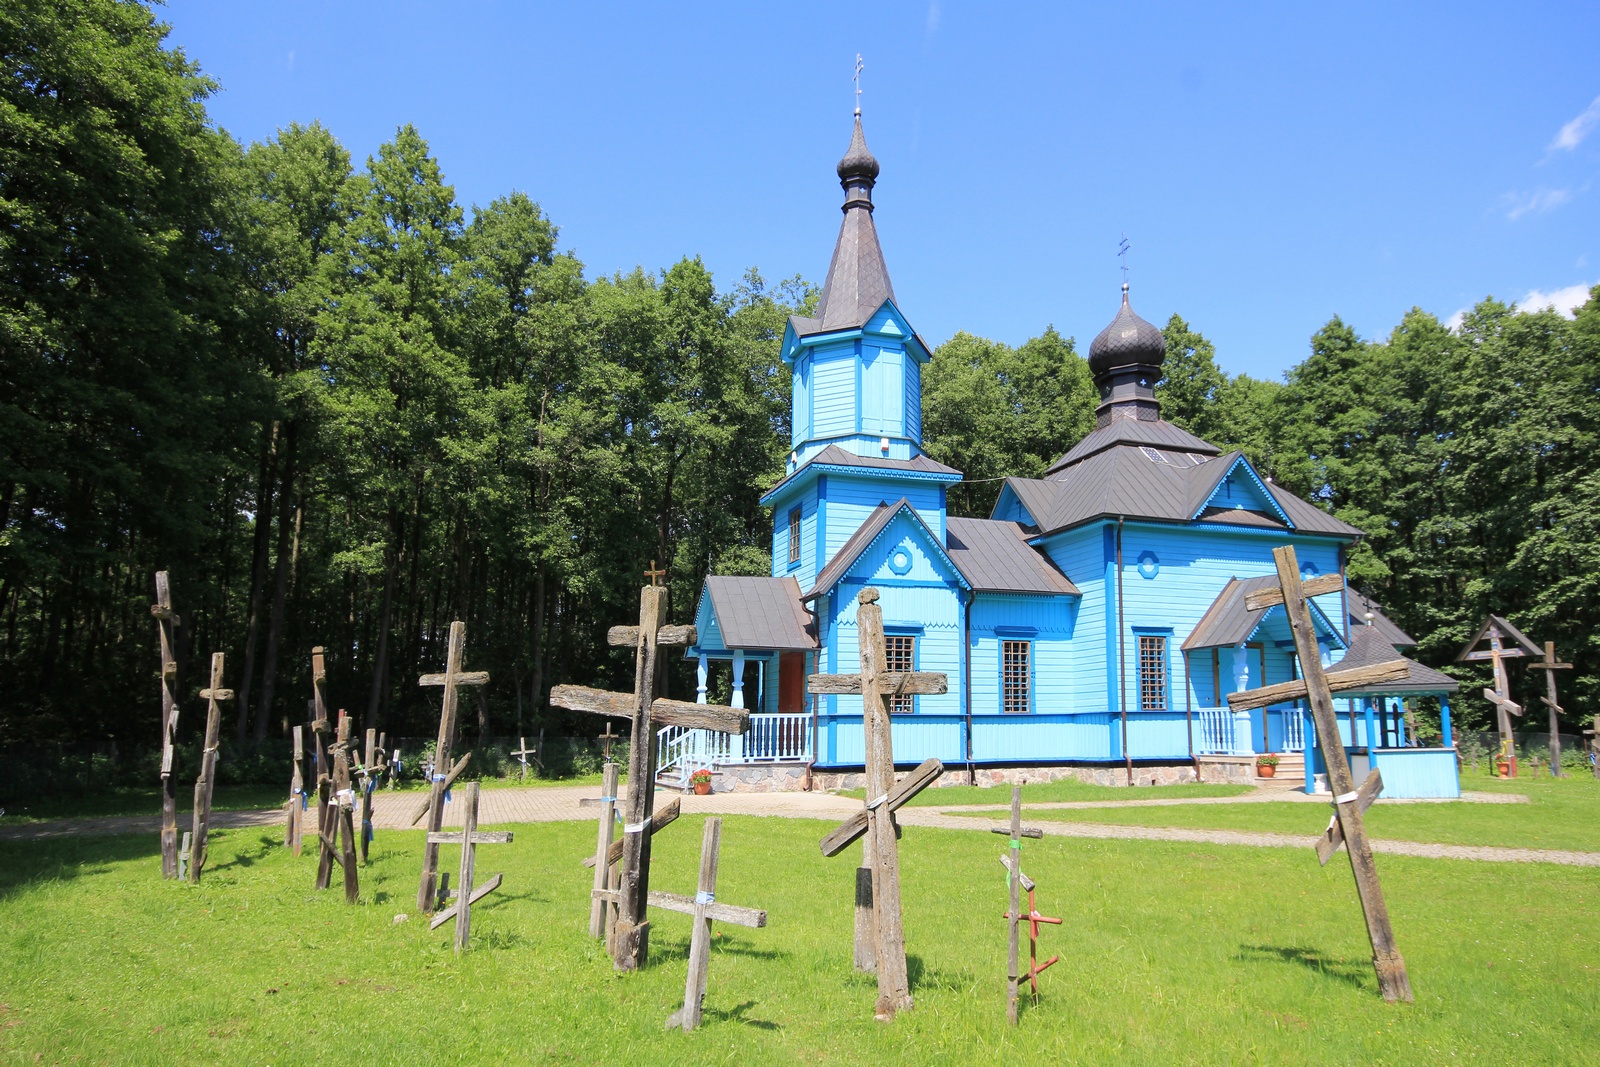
[842,778,1254,807]
[0,785,289,824]
[2,813,1595,1064]
[976,772,1600,853]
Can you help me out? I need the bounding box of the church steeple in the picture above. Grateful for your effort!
[1088,282,1167,427]
[807,114,896,335]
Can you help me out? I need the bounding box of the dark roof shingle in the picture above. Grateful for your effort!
[945,517,1079,596]
[704,576,816,650]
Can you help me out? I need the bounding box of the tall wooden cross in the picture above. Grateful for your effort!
[550,582,748,971]
[1231,546,1413,1002]
[1456,615,1540,776]
[992,785,1054,1025]
[417,621,489,912]
[354,728,382,862]
[1529,641,1572,778]
[309,649,337,890]
[318,711,360,902]
[582,761,621,938]
[427,782,513,953]
[809,588,947,1021]
[284,724,306,856]
[151,572,183,879]
[188,652,233,884]
[656,817,768,1031]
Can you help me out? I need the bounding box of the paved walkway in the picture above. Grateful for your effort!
[2,785,1589,868]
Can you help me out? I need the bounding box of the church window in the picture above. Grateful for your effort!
[1002,640,1031,714]
[1138,635,1168,710]
[885,634,915,713]
[787,507,802,565]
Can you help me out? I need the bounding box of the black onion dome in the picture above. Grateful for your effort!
[837,115,880,182]
[1088,283,1165,376]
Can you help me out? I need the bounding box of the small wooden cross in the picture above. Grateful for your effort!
[991,785,1054,1024]
[598,721,621,763]
[808,588,948,1021]
[354,728,382,862]
[151,571,182,879]
[284,724,306,856]
[1234,546,1412,1003]
[511,733,541,779]
[658,817,768,1031]
[645,560,667,587]
[427,783,513,953]
[1529,641,1572,778]
[188,652,234,884]
[416,621,489,912]
[551,583,748,972]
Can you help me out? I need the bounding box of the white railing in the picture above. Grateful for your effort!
[1282,708,1306,753]
[655,713,814,788]
[1196,708,1235,755]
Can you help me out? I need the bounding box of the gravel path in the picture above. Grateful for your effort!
[2,784,1588,868]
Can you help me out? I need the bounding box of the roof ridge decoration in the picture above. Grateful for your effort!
[803,498,970,601]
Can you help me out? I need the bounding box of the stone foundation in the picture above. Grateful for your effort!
[709,759,1246,793]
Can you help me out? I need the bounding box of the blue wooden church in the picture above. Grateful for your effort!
[670,112,1460,798]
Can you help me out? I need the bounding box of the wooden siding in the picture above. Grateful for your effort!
[812,345,857,438]
[1371,749,1461,799]
[969,594,1078,715]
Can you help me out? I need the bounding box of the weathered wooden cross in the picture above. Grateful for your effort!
[551,581,748,972]
[598,721,621,762]
[318,711,361,902]
[417,621,489,912]
[991,784,1054,1025]
[151,571,183,879]
[653,817,769,1032]
[284,724,306,856]
[427,782,512,953]
[308,649,338,891]
[580,760,622,939]
[1529,641,1572,778]
[188,652,233,884]
[353,728,383,862]
[1231,546,1414,1002]
[1456,615,1541,777]
[810,588,947,1021]
[512,733,541,779]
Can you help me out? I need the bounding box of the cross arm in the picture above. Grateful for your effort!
[1540,696,1563,713]
[418,671,490,687]
[428,873,504,930]
[638,889,766,929]
[426,830,514,845]
[407,753,472,825]
[990,826,1044,840]
[1482,688,1523,716]
[1461,648,1529,661]
[199,688,235,701]
[551,686,750,734]
[1316,768,1383,866]
[807,672,948,696]
[820,757,943,857]
[607,624,697,648]
[1000,853,1034,892]
[1226,659,1410,713]
[1241,573,1345,612]
[583,797,680,868]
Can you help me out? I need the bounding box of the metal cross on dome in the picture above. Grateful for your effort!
[1118,234,1131,285]
[854,54,864,114]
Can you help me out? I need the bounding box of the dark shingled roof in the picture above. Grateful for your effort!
[790,116,896,338]
[764,444,962,501]
[1345,601,1416,648]
[1008,445,1362,539]
[1048,419,1220,473]
[704,576,816,651]
[1088,285,1166,377]
[1182,575,1346,651]
[1329,624,1458,694]
[945,517,1080,596]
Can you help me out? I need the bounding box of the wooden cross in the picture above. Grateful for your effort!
[512,733,541,779]
[188,652,234,884]
[598,721,621,762]
[645,560,667,587]
[657,817,769,1031]
[580,761,622,940]
[1233,546,1413,1002]
[314,711,360,902]
[1457,616,1537,776]
[151,572,182,879]
[1586,714,1600,782]
[551,583,748,971]
[354,728,382,862]
[1529,642,1572,778]
[284,724,306,856]
[809,587,948,1021]
[416,621,489,912]
[427,782,513,953]
[309,649,338,891]
[991,785,1054,1025]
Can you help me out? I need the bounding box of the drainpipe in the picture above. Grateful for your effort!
[963,587,975,786]
[1117,517,1131,786]
[1184,649,1196,779]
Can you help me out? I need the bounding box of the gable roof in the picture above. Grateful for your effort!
[1455,614,1544,661]
[1182,574,1348,651]
[1345,600,1416,648]
[702,576,816,651]
[803,499,969,600]
[1187,452,1294,527]
[945,517,1080,596]
[762,444,962,504]
[1003,446,1362,539]
[1330,624,1459,694]
[1046,418,1221,473]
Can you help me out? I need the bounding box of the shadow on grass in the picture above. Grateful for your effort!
[907,953,975,994]
[0,833,163,902]
[1236,943,1370,989]
[704,1000,780,1031]
[208,833,279,872]
[647,933,790,965]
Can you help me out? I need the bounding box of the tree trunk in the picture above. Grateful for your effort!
[363,513,401,735]
[235,422,280,741]
[254,422,298,742]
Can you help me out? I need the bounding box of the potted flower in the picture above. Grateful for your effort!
[1256,753,1280,778]
[689,768,714,795]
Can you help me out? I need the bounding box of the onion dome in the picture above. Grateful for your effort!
[837,114,881,183]
[1088,283,1166,377]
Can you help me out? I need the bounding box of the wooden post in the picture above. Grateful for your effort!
[426,782,512,953]
[330,712,360,903]
[1530,642,1572,779]
[188,652,233,884]
[670,816,723,1032]
[1251,547,1413,1002]
[358,727,378,862]
[550,581,746,972]
[285,725,305,855]
[588,761,619,938]
[1006,784,1022,1026]
[152,572,182,879]
[417,621,489,912]
[310,649,336,891]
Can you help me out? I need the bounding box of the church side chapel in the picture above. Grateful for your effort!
[677,110,1461,799]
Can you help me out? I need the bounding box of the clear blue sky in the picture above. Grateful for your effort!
[161,1,1599,381]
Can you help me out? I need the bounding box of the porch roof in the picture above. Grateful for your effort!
[1330,625,1459,694]
[702,575,816,651]
[1182,574,1347,651]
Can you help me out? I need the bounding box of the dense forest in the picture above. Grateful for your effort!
[3,1,1596,768]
